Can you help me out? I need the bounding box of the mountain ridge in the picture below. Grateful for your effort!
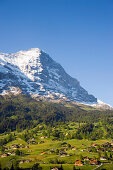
[0,48,101,105]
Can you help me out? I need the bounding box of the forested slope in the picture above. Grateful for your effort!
[0,94,113,133]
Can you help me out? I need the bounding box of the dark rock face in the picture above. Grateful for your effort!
[0,48,97,103]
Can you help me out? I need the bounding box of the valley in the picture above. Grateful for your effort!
[0,95,113,169]
[1,122,113,169]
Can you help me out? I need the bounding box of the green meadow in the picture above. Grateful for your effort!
[0,122,113,169]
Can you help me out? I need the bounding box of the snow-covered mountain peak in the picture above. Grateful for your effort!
[0,48,97,104]
[17,48,41,56]
[0,48,42,64]
[0,48,43,74]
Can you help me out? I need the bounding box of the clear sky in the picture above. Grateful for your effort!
[0,0,113,106]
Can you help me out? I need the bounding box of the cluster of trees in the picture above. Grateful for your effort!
[75,123,104,140]
[0,133,15,146]
[44,123,104,141]
[19,130,35,142]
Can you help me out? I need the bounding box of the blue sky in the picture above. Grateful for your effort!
[0,0,113,105]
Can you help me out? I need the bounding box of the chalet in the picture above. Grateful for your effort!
[83,156,90,161]
[19,160,24,164]
[100,156,107,161]
[40,152,46,155]
[25,160,30,163]
[92,144,98,147]
[11,152,16,156]
[71,146,76,150]
[1,153,9,158]
[81,149,84,152]
[12,144,19,149]
[7,152,12,155]
[90,159,98,165]
[40,136,45,139]
[75,160,83,166]
[60,153,69,157]
[25,146,29,148]
[50,150,55,153]
[51,167,59,170]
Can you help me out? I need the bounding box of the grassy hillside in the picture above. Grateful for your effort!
[0,95,113,169]
[0,122,113,169]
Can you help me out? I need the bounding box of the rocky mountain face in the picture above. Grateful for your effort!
[0,48,97,103]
